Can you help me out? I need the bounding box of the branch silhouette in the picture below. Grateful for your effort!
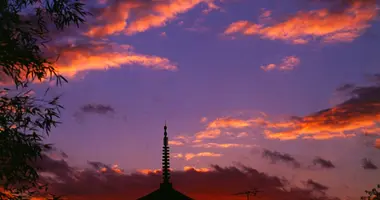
[0,0,89,199]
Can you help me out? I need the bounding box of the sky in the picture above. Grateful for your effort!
[14,0,380,199]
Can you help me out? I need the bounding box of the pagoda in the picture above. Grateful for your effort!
[137,124,194,200]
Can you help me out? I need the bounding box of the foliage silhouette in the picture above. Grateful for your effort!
[0,0,89,199]
[361,184,380,200]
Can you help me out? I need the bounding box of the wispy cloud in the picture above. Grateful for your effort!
[224,1,377,44]
[169,140,185,146]
[262,149,301,168]
[80,104,115,115]
[262,78,380,144]
[136,168,161,175]
[50,42,177,79]
[261,56,301,71]
[183,166,210,172]
[207,117,253,129]
[184,152,223,161]
[169,117,257,149]
[173,153,184,158]
[192,143,257,148]
[86,0,221,37]
[73,103,117,122]
[195,81,380,146]
[312,157,336,169]
[195,129,222,139]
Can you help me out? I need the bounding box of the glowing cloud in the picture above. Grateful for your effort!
[207,117,252,129]
[173,153,184,158]
[195,129,221,139]
[199,78,380,147]
[137,169,161,175]
[184,152,223,160]
[261,56,301,71]
[169,140,185,146]
[183,166,210,172]
[49,42,177,79]
[192,143,256,148]
[261,79,380,145]
[87,0,221,37]
[224,2,377,44]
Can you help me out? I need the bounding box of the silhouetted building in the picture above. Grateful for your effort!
[137,124,193,200]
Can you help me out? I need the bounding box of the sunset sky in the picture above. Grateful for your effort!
[23,0,380,199]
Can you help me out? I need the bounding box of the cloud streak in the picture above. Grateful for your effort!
[312,157,336,169]
[262,78,380,145]
[86,0,221,37]
[224,1,377,44]
[261,56,301,71]
[184,152,223,161]
[262,149,301,168]
[192,143,257,148]
[80,104,115,115]
[50,42,177,79]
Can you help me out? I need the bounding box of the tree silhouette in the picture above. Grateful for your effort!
[0,0,89,199]
[361,184,380,200]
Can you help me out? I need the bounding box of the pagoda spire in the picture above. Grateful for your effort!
[161,122,171,187]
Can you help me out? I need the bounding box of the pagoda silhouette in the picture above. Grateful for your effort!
[137,124,194,200]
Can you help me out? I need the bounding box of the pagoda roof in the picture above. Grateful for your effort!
[137,184,193,200]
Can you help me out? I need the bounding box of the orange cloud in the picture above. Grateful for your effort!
[110,164,124,174]
[261,56,300,71]
[263,103,380,140]
[173,153,184,158]
[137,169,161,175]
[207,117,252,129]
[376,139,380,149]
[173,135,192,142]
[183,166,210,172]
[97,164,124,174]
[195,129,221,139]
[85,2,139,37]
[169,140,185,146]
[224,1,377,44]
[184,152,223,161]
[49,42,177,79]
[260,79,380,143]
[195,79,380,146]
[87,0,220,37]
[192,143,257,148]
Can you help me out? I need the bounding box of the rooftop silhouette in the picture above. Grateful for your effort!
[137,124,193,200]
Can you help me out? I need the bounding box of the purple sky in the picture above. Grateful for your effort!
[27,0,380,199]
